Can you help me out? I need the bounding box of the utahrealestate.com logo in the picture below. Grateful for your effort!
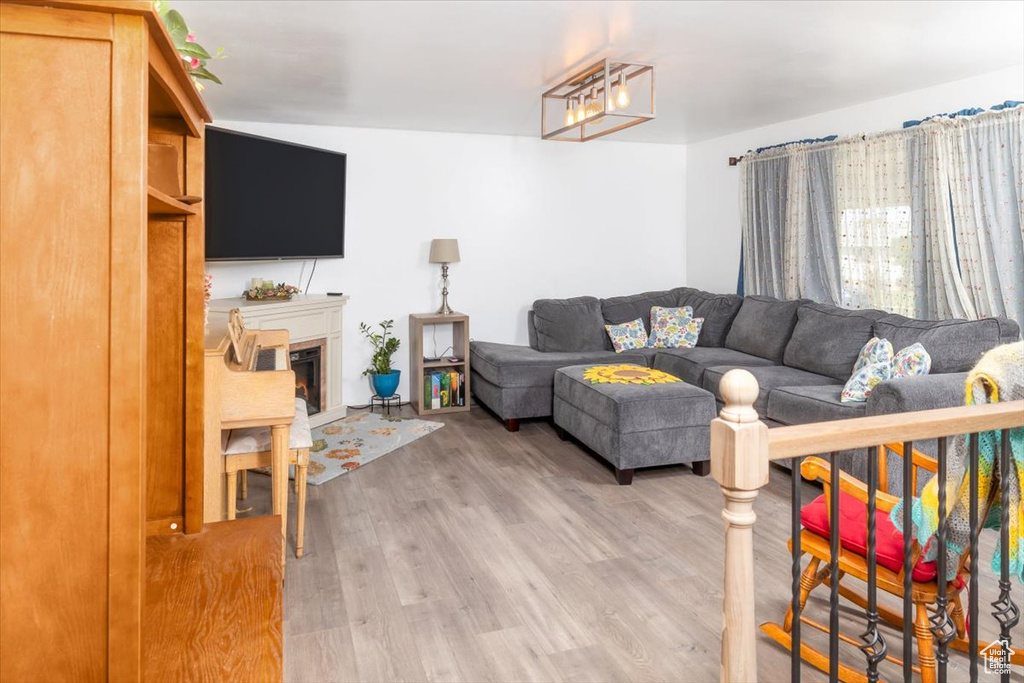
[980,638,1015,675]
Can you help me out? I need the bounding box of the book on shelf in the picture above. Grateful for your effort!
[440,372,451,408]
[423,369,467,409]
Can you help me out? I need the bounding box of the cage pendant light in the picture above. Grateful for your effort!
[540,58,655,142]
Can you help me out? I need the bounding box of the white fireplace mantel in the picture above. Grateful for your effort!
[208,294,350,427]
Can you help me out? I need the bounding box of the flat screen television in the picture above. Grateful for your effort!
[205,127,346,260]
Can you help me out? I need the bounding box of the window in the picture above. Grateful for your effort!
[838,206,915,316]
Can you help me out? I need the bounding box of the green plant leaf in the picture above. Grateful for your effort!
[190,66,222,84]
[178,42,211,59]
[163,9,189,45]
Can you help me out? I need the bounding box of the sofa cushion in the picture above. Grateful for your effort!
[675,289,743,347]
[470,341,647,388]
[784,303,886,380]
[872,314,1011,374]
[767,385,866,426]
[725,295,803,362]
[601,290,679,333]
[532,296,608,352]
[527,310,539,350]
[651,347,777,386]
[996,317,1021,344]
[703,364,841,415]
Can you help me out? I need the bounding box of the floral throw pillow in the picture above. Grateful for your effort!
[853,337,894,373]
[681,317,704,348]
[892,342,931,378]
[605,318,649,352]
[841,339,931,403]
[648,306,697,348]
[841,360,891,403]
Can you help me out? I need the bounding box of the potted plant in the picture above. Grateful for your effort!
[360,319,401,398]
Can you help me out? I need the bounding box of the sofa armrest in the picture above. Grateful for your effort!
[865,372,968,417]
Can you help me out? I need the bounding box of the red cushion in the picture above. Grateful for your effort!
[800,491,938,582]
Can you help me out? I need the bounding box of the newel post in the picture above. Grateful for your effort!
[711,369,770,683]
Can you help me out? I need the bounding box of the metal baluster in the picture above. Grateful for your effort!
[902,440,914,682]
[791,455,803,683]
[968,432,980,683]
[929,437,957,683]
[991,429,1020,683]
[829,451,840,683]
[860,446,887,682]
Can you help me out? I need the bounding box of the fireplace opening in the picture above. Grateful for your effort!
[290,346,322,415]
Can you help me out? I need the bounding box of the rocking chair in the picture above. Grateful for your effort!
[761,443,1022,683]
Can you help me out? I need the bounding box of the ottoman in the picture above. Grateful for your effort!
[552,364,717,484]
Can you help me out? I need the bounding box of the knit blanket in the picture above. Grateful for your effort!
[892,341,1024,583]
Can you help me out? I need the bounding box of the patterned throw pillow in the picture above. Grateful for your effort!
[841,339,931,403]
[852,337,894,373]
[648,306,697,348]
[892,342,931,378]
[605,318,649,352]
[841,360,891,403]
[681,317,704,348]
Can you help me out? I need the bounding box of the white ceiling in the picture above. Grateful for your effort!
[179,0,1024,144]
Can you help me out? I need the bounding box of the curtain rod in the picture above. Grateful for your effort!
[727,103,1022,166]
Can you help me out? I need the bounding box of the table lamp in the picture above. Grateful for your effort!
[429,238,460,315]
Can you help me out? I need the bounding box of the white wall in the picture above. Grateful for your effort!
[206,122,686,405]
[685,64,1024,294]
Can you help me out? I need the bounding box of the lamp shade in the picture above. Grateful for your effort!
[429,238,460,264]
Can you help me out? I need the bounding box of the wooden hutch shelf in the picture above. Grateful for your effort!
[0,2,281,681]
[147,186,197,215]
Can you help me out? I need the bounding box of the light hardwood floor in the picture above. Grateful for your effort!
[239,405,1022,683]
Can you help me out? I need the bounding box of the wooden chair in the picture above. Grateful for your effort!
[761,443,1020,683]
[223,398,311,558]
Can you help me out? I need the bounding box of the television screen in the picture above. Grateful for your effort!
[205,127,346,260]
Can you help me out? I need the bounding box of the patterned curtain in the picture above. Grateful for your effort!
[739,106,1024,323]
[948,106,1024,324]
[907,126,977,319]
[740,155,789,298]
[784,148,841,303]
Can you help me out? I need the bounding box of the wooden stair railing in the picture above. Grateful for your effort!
[710,368,1024,683]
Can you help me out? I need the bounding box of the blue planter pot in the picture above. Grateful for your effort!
[371,370,401,398]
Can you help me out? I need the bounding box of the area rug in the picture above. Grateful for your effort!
[304,411,443,485]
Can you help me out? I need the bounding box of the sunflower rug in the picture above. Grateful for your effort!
[303,412,443,485]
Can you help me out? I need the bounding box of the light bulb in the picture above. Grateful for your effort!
[564,99,575,127]
[576,98,587,123]
[607,89,616,112]
[585,87,600,118]
[616,72,630,109]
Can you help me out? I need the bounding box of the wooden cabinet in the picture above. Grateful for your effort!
[0,1,211,679]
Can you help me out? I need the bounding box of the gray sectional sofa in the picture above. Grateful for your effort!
[470,287,1020,483]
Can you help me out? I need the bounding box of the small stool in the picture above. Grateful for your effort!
[223,398,312,557]
[553,365,716,484]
